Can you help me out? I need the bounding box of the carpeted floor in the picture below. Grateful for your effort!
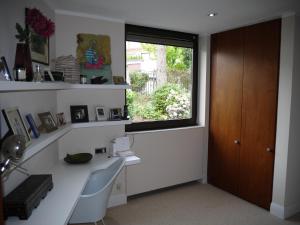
[76,183,300,225]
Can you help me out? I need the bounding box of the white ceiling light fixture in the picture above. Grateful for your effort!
[208,12,217,17]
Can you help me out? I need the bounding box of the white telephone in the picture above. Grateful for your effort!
[111,136,134,157]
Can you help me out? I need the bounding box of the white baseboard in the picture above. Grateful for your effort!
[108,194,127,208]
[270,202,300,219]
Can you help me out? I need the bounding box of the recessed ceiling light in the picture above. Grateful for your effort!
[208,13,217,17]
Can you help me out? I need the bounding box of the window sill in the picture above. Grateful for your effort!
[126,124,205,135]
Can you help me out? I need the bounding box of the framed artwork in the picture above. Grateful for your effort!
[38,112,57,133]
[109,108,122,120]
[95,106,106,121]
[56,112,66,126]
[25,114,40,138]
[112,76,126,85]
[0,56,13,81]
[25,8,49,65]
[70,105,89,123]
[2,107,31,146]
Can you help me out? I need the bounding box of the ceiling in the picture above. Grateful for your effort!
[44,0,300,35]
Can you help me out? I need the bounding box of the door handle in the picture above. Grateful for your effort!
[234,140,240,144]
[266,147,273,153]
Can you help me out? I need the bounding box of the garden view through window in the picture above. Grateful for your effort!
[126,42,193,122]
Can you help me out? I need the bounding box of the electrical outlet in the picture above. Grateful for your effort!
[95,147,106,154]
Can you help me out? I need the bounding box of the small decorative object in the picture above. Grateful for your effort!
[95,106,106,121]
[54,55,80,83]
[123,105,129,120]
[77,33,112,83]
[4,174,53,220]
[14,68,27,81]
[109,108,122,120]
[25,8,55,65]
[56,112,66,126]
[1,135,26,162]
[80,75,87,84]
[2,108,31,147]
[44,70,64,81]
[25,114,40,138]
[33,64,43,82]
[90,76,108,84]
[0,56,13,81]
[38,112,57,133]
[70,105,89,123]
[64,153,93,164]
[113,76,126,85]
[14,23,33,81]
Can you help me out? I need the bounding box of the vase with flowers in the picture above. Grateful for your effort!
[14,8,55,81]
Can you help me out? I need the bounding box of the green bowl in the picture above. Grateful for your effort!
[64,153,93,164]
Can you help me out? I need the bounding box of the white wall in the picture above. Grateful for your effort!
[271,15,300,219]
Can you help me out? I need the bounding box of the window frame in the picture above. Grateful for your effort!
[125,24,198,132]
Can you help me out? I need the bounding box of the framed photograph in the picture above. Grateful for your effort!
[2,108,31,146]
[26,9,49,65]
[25,114,40,138]
[70,105,89,123]
[95,106,106,121]
[38,112,58,133]
[109,108,122,120]
[56,112,66,126]
[112,76,126,85]
[0,56,13,81]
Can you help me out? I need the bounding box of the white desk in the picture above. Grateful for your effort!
[6,154,141,225]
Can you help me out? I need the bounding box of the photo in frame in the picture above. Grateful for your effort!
[95,106,106,121]
[0,56,13,81]
[38,112,57,133]
[2,107,31,146]
[70,105,89,123]
[25,8,49,65]
[109,108,122,120]
[56,112,66,126]
[25,114,40,138]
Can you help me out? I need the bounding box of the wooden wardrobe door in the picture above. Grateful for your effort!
[208,29,244,194]
[239,19,281,209]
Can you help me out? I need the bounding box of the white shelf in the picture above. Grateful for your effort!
[0,81,130,92]
[22,124,72,163]
[72,120,132,128]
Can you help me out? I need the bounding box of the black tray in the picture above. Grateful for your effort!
[64,153,93,164]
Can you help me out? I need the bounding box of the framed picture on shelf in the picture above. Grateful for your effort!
[56,112,66,126]
[2,107,31,146]
[0,56,13,81]
[95,106,106,121]
[38,112,58,133]
[70,105,89,123]
[109,108,122,120]
[25,114,40,138]
[112,76,126,85]
[25,8,49,65]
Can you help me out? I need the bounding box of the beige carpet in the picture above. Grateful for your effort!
[77,183,300,225]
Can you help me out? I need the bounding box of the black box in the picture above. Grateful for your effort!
[4,174,53,220]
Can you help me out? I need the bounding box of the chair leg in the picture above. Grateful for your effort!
[101,219,106,225]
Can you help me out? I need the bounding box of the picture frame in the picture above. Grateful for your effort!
[2,107,31,146]
[95,106,106,121]
[109,108,122,120]
[56,112,66,126]
[25,114,40,138]
[0,56,13,81]
[38,112,58,133]
[26,8,49,65]
[112,76,126,85]
[70,105,89,123]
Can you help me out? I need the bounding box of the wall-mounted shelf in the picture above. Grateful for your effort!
[0,81,130,92]
[72,120,132,128]
[2,120,132,177]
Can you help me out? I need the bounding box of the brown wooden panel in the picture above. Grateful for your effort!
[208,29,244,194]
[239,19,281,209]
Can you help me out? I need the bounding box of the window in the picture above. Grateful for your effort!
[125,24,198,132]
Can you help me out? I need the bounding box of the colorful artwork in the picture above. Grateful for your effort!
[77,33,112,83]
